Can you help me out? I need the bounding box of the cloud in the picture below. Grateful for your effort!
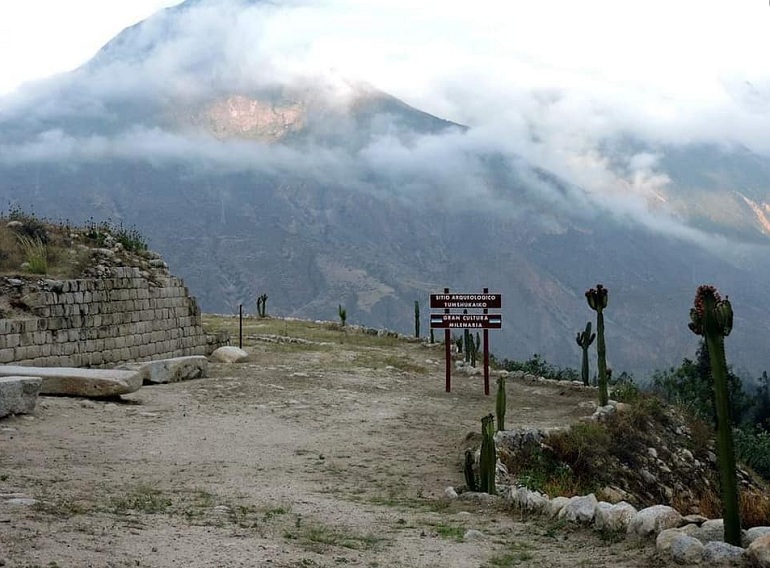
[1,0,770,257]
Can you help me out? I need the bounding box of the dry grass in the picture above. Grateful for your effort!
[740,489,770,528]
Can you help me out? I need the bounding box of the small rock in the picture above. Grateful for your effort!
[5,498,38,506]
[444,487,458,499]
[463,529,485,541]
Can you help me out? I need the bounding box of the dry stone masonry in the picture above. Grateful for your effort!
[0,267,209,368]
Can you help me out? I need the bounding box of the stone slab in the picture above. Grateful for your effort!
[0,366,142,398]
[0,376,42,418]
[121,356,208,385]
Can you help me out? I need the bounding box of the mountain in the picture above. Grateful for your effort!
[1,0,770,377]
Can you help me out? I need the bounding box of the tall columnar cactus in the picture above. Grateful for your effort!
[479,414,496,494]
[585,284,609,406]
[688,285,740,546]
[463,449,478,492]
[414,300,420,338]
[464,329,471,364]
[338,304,347,327]
[496,376,506,432]
[469,333,478,367]
[430,328,434,344]
[576,321,596,386]
[256,294,268,317]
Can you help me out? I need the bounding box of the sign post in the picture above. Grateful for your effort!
[430,290,502,394]
[443,288,451,393]
[483,287,490,396]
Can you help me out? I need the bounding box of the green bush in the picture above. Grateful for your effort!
[84,217,148,252]
[735,427,770,480]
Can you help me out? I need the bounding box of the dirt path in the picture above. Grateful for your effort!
[0,318,659,567]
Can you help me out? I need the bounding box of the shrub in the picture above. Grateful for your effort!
[7,205,49,243]
[497,353,580,382]
[84,217,148,252]
[17,235,48,274]
[734,427,770,481]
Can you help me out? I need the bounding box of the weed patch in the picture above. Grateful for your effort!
[284,522,385,553]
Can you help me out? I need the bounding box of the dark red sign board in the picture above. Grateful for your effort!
[430,313,502,329]
[430,293,502,309]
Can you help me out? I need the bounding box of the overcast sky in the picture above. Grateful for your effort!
[1,0,770,241]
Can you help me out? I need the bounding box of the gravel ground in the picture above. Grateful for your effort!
[0,317,660,567]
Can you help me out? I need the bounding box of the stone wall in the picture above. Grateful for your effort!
[0,267,209,367]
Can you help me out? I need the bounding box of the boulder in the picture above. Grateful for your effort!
[509,487,549,513]
[122,356,208,385]
[210,346,250,363]
[597,485,631,504]
[546,496,570,518]
[627,505,683,537]
[748,534,770,567]
[0,376,42,418]
[694,519,726,543]
[558,493,598,523]
[595,501,638,532]
[702,541,745,565]
[657,526,699,556]
[745,527,770,547]
[671,535,704,564]
[0,366,141,398]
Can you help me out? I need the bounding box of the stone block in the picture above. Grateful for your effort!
[0,366,142,398]
[122,356,208,385]
[0,376,42,417]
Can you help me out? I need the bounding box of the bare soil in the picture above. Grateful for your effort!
[0,317,659,567]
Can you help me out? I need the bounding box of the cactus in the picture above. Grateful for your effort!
[430,328,434,344]
[455,335,463,353]
[414,300,420,338]
[576,321,596,386]
[585,284,609,406]
[338,304,347,327]
[466,333,479,367]
[688,285,740,546]
[256,294,268,317]
[479,414,496,494]
[464,329,471,364]
[496,376,506,431]
[463,449,478,492]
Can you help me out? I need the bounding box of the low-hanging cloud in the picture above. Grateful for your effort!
[1,0,769,260]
